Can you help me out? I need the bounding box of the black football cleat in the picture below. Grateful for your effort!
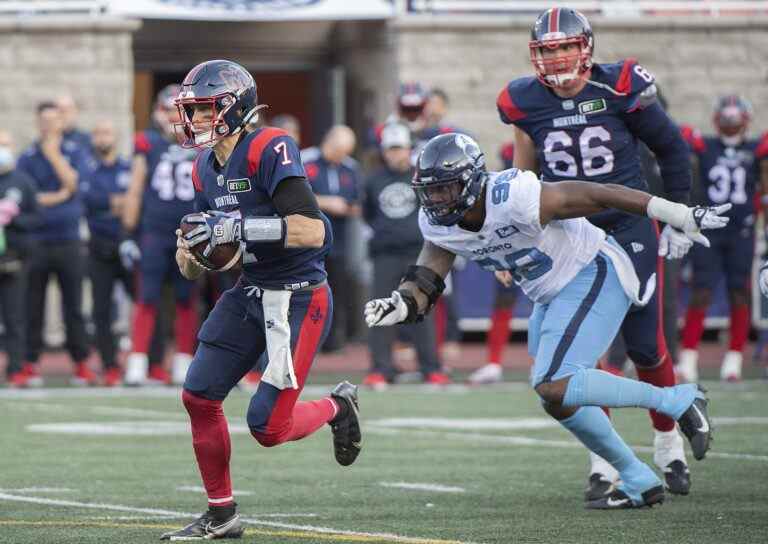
[584,473,614,502]
[329,381,362,466]
[586,486,665,510]
[160,508,243,540]
[676,386,713,461]
[662,460,691,495]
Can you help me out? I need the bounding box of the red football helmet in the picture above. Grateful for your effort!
[529,8,594,88]
[713,95,752,145]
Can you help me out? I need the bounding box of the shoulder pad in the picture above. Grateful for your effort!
[755,131,768,160]
[496,77,537,124]
[612,58,655,97]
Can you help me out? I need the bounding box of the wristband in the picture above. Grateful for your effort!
[242,217,286,245]
[646,196,689,230]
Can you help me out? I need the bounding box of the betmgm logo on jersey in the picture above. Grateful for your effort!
[227,178,252,193]
[578,99,607,115]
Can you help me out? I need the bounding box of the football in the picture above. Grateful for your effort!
[179,214,242,271]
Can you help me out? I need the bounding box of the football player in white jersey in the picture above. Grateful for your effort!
[365,134,727,509]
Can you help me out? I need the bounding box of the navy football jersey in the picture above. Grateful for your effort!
[135,129,198,235]
[497,59,659,229]
[192,127,332,290]
[688,131,768,230]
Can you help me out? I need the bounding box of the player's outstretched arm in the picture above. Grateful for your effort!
[539,181,731,247]
[364,241,455,327]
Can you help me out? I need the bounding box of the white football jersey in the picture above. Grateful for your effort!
[418,168,649,304]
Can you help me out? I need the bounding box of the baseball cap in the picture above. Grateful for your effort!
[380,122,411,149]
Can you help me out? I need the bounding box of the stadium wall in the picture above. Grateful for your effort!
[0,16,139,151]
[393,15,768,168]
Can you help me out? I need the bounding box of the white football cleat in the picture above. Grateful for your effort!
[124,353,149,386]
[720,350,742,382]
[653,428,690,495]
[467,363,503,385]
[676,349,699,383]
[172,353,193,385]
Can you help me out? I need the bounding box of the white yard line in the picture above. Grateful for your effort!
[365,427,768,462]
[0,492,480,544]
[379,482,466,493]
[0,487,77,493]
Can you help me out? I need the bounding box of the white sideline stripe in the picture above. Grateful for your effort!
[88,515,184,520]
[0,487,76,493]
[365,427,768,462]
[379,482,466,493]
[0,493,480,544]
[370,418,558,430]
[177,485,255,496]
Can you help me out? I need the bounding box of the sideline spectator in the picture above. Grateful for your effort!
[17,101,94,386]
[362,122,448,388]
[0,130,41,387]
[302,125,361,352]
[271,114,302,145]
[57,94,92,154]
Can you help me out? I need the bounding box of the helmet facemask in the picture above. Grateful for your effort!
[530,35,592,88]
[174,91,263,149]
[414,169,485,227]
[714,103,751,147]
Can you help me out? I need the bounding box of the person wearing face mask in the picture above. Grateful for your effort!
[0,131,41,387]
[362,122,449,388]
[81,120,133,386]
[678,97,768,383]
[121,84,199,386]
[16,102,93,387]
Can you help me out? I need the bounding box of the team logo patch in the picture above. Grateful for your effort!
[578,98,607,115]
[227,178,251,193]
[495,225,520,238]
[310,306,323,324]
[217,174,225,187]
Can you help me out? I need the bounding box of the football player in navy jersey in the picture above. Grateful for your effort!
[496,8,694,499]
[163,60,361,540]
[678,96,768,383]
[122,85,199,386]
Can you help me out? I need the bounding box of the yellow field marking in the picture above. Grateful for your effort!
[0,521,469,543]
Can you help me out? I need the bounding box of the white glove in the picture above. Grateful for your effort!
[658,224,693,259]
[759,262,768,298]
[647,198,731,249]
[118,239,141,270]
[364,290,410,327]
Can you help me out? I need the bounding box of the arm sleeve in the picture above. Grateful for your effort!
[271,176,322,219]
[623,101,692,204]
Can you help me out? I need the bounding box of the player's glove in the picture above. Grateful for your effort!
[658,224,693,259]
[759,261,768,298]
[364,290,410,327]
[118,239,141,270]
[182,211,242,258]
[647,198,731,250]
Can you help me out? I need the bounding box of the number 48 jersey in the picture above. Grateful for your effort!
[135,128,198,234]
[497,59,658,229]
[420,169,608,303]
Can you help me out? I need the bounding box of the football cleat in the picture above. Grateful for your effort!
[148,365,172,386]
[70,362,98,387]
[676,386,712,461]
[467,363,503,385]
[329,381,362,466]
[585,486,665,510]
[676,349,699,384]
[424,372,452,385]
[124,353,149,386]
[160,509,243,540]
[584,473,614,502]
[7,370,29,388]
[103,367,123,387]
[720,350,742,382]
[22,363,43,387]
[362,372,388,391]
[653,430,690,495]
[172,353,193,385]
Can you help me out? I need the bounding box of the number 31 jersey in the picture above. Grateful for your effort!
[134,128,197,235]
[420,169,608,304]
[687,132,768,230]
[497,59,656,230]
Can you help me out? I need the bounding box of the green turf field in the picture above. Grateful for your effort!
[1,379,767,544]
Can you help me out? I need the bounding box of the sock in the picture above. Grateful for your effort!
[636,357,677,432]
[487,309,512,364]
[729,304,749,352]
[251,398,337,447]
[559,407,640,477]
[681,307,706,350]
[562,368,695,421]
[131,303,157,354]
[182,390,233,507]
[433,299,446,352]
[174,301,198,355]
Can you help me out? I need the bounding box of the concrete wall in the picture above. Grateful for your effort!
[0,16,139,152]
[394,15,768,168]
